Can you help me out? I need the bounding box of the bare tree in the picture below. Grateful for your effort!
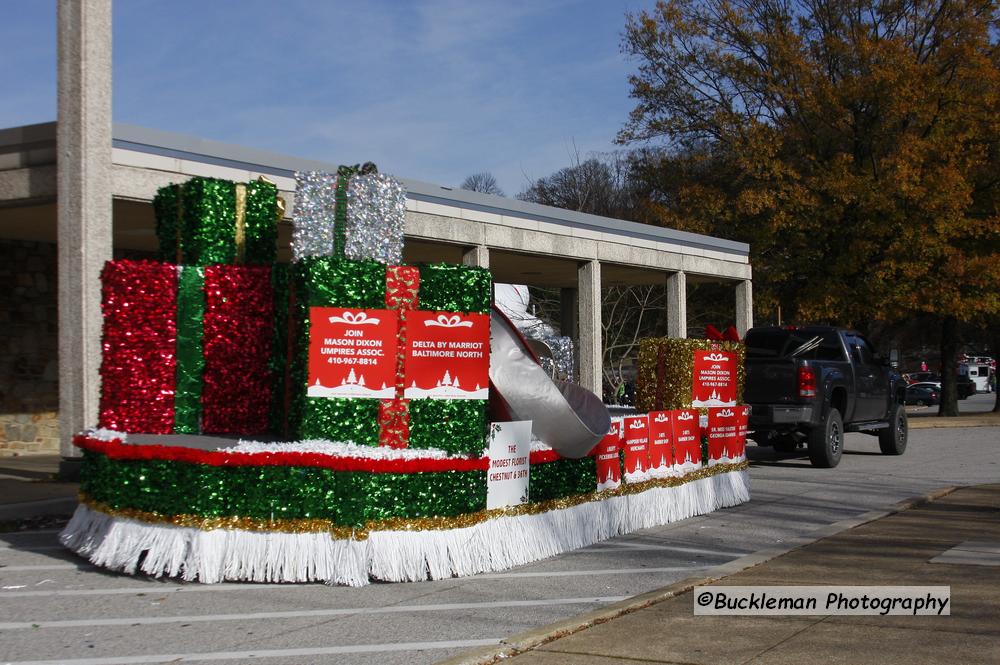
[518,151,637,220]
[520,151,659,403]
[601,284,667,403]
[460,172,504,197]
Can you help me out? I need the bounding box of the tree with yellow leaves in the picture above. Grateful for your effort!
[621,0,1000,415]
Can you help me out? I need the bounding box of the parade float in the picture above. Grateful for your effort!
[59,166,751,586]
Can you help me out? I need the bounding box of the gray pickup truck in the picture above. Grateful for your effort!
[744,326,908,468]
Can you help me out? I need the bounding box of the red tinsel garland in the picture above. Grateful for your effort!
[73,434,579,473]
[201,266,274,434]
[97,260,178,434]
[380,265,421,448]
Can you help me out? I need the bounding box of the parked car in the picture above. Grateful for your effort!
[905,384,940,406]
[744,326,907,468]
[906,371,940,384]
[903,373,976,399]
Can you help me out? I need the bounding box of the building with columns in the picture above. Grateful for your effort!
[0,1,751,468]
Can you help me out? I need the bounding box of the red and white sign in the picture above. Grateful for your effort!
[404,311,489,400]
[623,415,650,483]
[691,347,738,407]
[672,408,701,473]
[647,411,674,475]
[734,405,749,460]
[307,307,398,399]
[595,421,622,491]
[707,407,741,465]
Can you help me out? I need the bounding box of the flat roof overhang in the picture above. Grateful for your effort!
[0,122,751,286]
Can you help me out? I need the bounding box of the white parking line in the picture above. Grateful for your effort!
[0,565,706,598]
[0,595,625,630]
[0,564,81,571]
[0,544,64,552]
[0,528,64,535]
[475,565,708,579]
[0,639,503,664]
[0,582,316,598]
[582,542,748,556]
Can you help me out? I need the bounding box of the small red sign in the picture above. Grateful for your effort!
[595,421,622,490]
[692,348,738,407]
[404,311,489,400]
[622,415,650,482]
[707,407,740,464]
[647,411,674,471]
[734,405,749,459]
[307,307,398,399]
[672,408,701,471]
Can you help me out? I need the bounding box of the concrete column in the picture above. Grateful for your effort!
[735,279,753,337]
[666,271,687,339]
[57,0,113,472]
[462,244,489,268]
[577,260,602,396]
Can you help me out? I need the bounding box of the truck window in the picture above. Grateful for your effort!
[745,329,845,361]
[847,335,877,365]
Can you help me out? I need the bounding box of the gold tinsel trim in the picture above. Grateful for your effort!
[636,337,746,412]
[78,462,749,540]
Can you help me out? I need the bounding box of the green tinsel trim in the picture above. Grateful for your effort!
[269,263,290,435]
[151,177,278,266]
[79,450,487,528]
[408,400,488,455]
[529,455,597,502]
[181,178,237,265]
[291,256,387,309]
[339,469,486,525]
[298,398,381,446]
[334,173,349,260]
[174,266,205,433]
[243,178,279,264]
[418,263,492,314]
[287,257,387,442]
[152,185,181,263]
[407,262,492,454]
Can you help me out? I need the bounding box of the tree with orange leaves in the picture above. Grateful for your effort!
[620,0,1000,415]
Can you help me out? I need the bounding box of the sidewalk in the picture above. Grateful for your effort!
[441,484,1000,665]
[0,454,77,524]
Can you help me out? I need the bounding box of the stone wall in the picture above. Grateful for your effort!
[0,240,59,454]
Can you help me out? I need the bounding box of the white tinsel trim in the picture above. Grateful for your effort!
[60,470,749,587]
[221,439,476,461]
[84,428,125,442]
[85,429,474,462]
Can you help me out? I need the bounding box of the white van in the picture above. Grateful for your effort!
[961,363,993,393]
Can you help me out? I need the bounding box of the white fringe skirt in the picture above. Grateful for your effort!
[60,468,749,587]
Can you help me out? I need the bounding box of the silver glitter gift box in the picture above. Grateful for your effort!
[291,170,406,265]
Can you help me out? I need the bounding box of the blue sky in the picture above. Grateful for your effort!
[1,0,657,196]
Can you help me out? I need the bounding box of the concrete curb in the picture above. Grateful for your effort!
[435,485,959,665]
[907,416,999,429]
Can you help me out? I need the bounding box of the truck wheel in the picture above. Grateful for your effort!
[807,408,843,468]
[878,403,908,455]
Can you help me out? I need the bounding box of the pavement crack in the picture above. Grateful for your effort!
[738,616,831,664]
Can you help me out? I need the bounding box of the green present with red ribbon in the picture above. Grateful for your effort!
[278,256,491,454]
[284,167,492,454]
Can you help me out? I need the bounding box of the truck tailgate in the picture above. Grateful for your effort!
[745,359,800,404]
